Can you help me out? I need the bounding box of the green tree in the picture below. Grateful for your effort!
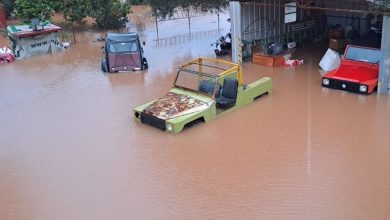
[130,0,148,5]
[62,0,91,42]
[14,0,54,23]
[90,0,131,30]
[192,0,229,12]
[149,0,228,19]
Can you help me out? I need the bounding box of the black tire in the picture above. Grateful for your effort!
[142,58,148,70]
[101,59,108,72]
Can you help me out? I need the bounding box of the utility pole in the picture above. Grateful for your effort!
[155,9,159,41]
[217,12,220,32]
[187,8,191,37]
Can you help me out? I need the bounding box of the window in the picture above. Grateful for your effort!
[345,46,382,64]
[109,41,139,53]
[285,2,297,23]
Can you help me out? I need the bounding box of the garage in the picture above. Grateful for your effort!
[229,0,390,94]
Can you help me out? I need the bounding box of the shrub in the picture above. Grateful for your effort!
[90,0,131,29]
[14,0,54,23]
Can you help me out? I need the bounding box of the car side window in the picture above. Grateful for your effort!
[109,44,116,53]
[130,42,138,52]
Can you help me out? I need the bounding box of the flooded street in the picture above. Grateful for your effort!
[1,8,390,220]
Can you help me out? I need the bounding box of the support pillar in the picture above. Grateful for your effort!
[230,1,242,65]
[378,16,390,94]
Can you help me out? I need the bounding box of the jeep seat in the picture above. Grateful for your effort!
[216,78,238,108]
[199,79,215,95]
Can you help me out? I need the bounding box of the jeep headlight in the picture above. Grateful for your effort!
[166,124,173,132]
[359,85,368,93]
[322,78,330,86]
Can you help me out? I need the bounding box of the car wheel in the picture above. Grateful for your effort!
[101,59,108,72]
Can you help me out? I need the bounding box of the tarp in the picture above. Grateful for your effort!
[9,32,66,58]
[7,23,66,58]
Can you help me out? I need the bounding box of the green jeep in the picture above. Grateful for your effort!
[134,57,272,133]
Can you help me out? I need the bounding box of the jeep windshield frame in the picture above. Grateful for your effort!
[344,45,382,64]
[173,68,220,98]
[108,39,140,53]
[173,57,244,98]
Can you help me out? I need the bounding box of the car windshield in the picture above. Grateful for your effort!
[345,46,382,64]
[109,40,139,53]
[174,69,218,96]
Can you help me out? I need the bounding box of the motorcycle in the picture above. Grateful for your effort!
[211,33,232,56]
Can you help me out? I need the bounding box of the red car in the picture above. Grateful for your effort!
[322,45,382,95]
[0,47,15,64]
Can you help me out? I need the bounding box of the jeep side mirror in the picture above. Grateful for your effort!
[142,41,146,46]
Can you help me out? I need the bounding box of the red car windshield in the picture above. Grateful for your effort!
[344,46,382,64]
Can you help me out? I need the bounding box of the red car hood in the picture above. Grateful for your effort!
[325,63,378,83]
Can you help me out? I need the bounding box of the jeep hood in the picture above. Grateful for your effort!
[328,63,379,83]
[143,92,211,120]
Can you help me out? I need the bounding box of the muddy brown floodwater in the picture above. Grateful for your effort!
[1,8,390,220]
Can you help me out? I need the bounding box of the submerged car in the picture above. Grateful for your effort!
[101,32,148,72]
[322,45,382,95]
[134,57,272,133]
[0,47,15,64]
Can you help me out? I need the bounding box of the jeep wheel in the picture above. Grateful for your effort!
[101,59,108,72]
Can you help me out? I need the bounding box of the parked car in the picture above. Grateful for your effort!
[101,32,148,72]
[134,57,272,133]
[322,45,382,95]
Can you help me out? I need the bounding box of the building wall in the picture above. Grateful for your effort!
[321,1,372,36]
[240,0,321,46]
[238,0,379,43]
[0,6,7,29]
[241,0,282,41]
